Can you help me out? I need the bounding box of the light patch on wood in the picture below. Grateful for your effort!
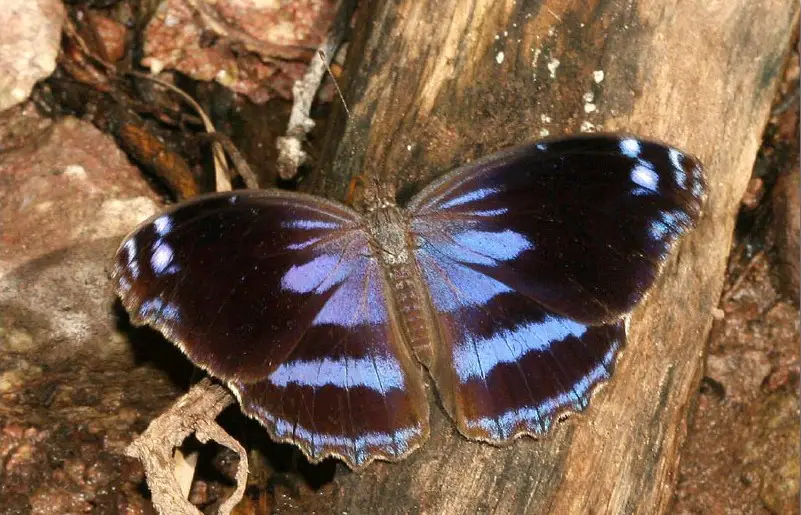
[413,3,479,119]
[531,47,542,80]
[547,57,560,78]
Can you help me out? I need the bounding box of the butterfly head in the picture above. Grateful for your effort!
[361,178,398,213]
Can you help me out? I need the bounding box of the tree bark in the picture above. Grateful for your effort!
[299,1,798,513]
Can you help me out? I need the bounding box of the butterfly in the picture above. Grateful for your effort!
[113,134,705,468]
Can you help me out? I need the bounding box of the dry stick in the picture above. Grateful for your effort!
[195,132,260,189]
[128,71,232,192]
[276,0,357,181]
[321,49,352,119]
[125,379,247,515]
[720,250,766,304]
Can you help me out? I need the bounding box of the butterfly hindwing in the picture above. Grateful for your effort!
[113,190,428,466]
[415,242,624,439]
[230,252,429,466]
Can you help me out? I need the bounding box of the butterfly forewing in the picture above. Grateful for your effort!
[407,135,704,442]
[407,135,706,325]
[113,190,428,467]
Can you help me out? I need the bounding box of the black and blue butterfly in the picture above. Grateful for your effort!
[113,134,706,468]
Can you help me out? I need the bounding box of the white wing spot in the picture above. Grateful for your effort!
[619,138,641,158]
[631,163,659,192]
[150,242,177,275]
[669,149,688,187]
[153,216,173,237]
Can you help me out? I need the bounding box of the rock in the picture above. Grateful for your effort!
[141,0,338,103]
[0,115,183,513]
[753,393,800,514]
[0,0,65,111]
[705,350,772,401]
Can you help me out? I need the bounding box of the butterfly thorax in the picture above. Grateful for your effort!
[366,205,436,367]
[366,205,411,266]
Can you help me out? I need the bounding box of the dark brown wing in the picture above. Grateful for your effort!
[113,190,428,467]
[407,135,705,324]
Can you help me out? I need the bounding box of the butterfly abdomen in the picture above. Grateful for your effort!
[368,206,437,368]
[386,261,437,367]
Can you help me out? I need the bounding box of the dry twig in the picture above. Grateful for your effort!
[720,251,767,305]
[276,0,356,180]
[128,71,232,192]
[195,132,260,189]
[125,379,247,515]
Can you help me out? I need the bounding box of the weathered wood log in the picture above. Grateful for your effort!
[294,1,797,513]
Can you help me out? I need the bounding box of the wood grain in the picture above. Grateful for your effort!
[298,1,798,513]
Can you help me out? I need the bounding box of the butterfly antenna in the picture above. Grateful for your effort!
[318,49,351,118]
